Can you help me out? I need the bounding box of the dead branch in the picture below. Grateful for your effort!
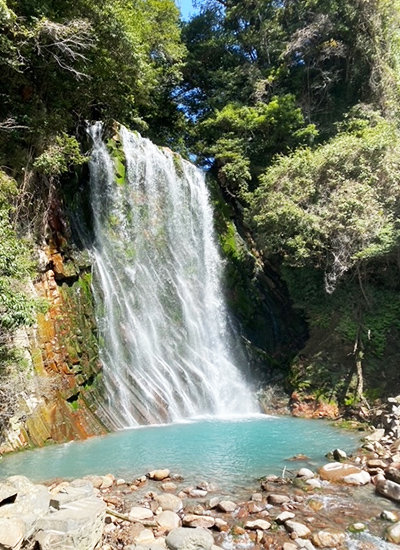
[33,19,95,80]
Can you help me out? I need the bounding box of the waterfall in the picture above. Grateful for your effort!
[89,123,258,427]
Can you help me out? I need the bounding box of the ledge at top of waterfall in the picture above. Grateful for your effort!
[88,123,258,428]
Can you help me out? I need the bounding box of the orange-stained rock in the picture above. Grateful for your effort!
[290,392,339,419]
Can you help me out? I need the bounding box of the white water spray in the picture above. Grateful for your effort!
[89,123,257,427]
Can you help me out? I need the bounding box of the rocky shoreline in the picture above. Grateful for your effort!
[3,396,400,549]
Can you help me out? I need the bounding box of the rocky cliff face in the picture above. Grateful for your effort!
[0,190,108,452]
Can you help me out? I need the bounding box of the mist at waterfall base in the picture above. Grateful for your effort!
[0,416,360,488]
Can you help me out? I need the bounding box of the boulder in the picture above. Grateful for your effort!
[156,494,183,513]
[275,511,295,524]
[49,479,94,510]
[305,479,322,489]
[381,510,398,522]
[293,539,316,550]
[247,501,263,514]
[0,517,25,550]
[162,483,178,493]
[0,484,18,506]
[129,507,154,521]
[267,494,290,505]
[217,500,236,513]
[149,470,171,482]
[35,495,106,550]
[156,511,181,530]
[311,529,345,548]
[214,518,228,532]
[0,476,50,537]
[332,449,347,462]
[182,515,215,529]
[285,521,311,538]
[375,478,400,502]
[385,467,400,485]
[244,519,271,530]
[166,527,214,550]
[134,529,155,545]
[189,489,207,498]
[83,476,103,489]
[387,522,400,544]
[365,429,385,442]
[343,470,370,486]
[297,469,314,479]
[319,463,369,485]
[208,497,219,509]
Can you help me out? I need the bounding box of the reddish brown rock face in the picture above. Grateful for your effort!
[290,392,339,419]
[1,237,108,453]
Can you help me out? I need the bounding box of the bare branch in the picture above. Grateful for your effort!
[33,19,95,80]
[0,118,29,131]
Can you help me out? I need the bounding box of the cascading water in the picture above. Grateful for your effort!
[89,123,258,427]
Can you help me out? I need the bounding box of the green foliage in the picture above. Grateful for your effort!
[199,96,317,192]
[247,114,400,291]
[0,0,185,178]
[0,171,35,331]
[33,134,87,177]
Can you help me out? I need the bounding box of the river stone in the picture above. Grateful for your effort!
[297,469,314,479]
[251,493,263,502]
[214,518,228,531]
[135,529,156,544]
[208,497,219,509]
[375,478,400,502]
[385,467,400,485]
[319,463,368,484]
[0,517,25,550]
[162,483,178,493]
[365,429,385,442]
[275,511,295,524]
[189,489,207,498]
[157,511,181,530]
[218,500,236,513]
[382,510,399,522]
[343,470,370,486]
[285,521,311,538]
[311,529,345,548]
[267,494,290,505]
[332,449,347,461]
[149,470,170,482]
[166,527,214,550]
[244,519,271,530]
[156,494,183,513]
[387,522,400,544]
[83,476,103,489]
[182,515,215,529]
[100,477,114,489]
[247,501,263,514]
[294,539,316,550]
[129,507,154,521]
[185,504,205,516]
[283,544,297,550]
[305,479,322,489]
